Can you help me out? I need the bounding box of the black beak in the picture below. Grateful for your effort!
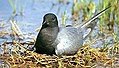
[42,20,50,26]
[42,20,46,25]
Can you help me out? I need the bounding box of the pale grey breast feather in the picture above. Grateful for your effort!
[55,27,83,55]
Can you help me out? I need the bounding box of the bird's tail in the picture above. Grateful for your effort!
[83,18,98,40]
[79,6,111,40]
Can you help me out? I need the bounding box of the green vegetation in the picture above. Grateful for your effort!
[0,0,119,68]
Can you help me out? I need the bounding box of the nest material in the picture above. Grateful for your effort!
[0,42,119,68]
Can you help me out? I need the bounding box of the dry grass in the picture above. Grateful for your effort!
[0,41,119,68]
[0,1,119,67]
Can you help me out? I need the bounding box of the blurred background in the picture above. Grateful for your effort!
[0,0,119,67]
[0,0,119,47]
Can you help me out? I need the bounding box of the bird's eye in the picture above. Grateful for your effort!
[52,18,56,21]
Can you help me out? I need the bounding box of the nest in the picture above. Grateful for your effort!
[0,41,119,68]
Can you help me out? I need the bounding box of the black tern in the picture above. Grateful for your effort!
[34,6,110,56]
